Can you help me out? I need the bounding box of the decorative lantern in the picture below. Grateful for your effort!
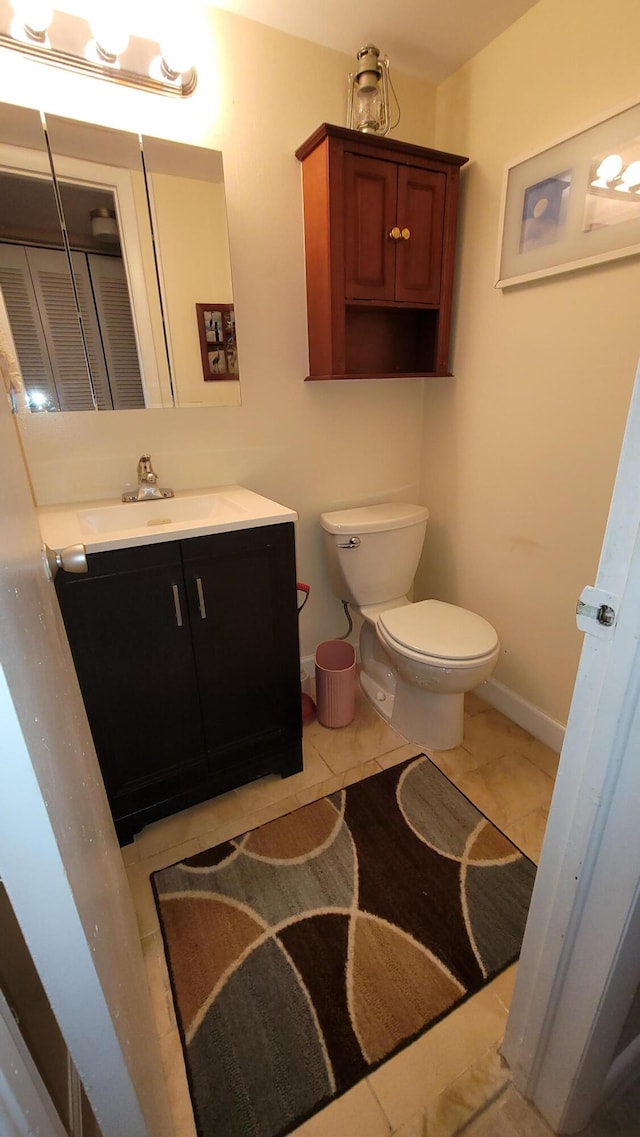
[346,44,391,136]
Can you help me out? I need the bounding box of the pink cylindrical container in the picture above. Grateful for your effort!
[314,640,356,728]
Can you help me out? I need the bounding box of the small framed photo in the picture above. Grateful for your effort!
[196,303,239,381]
[496,99,640,288]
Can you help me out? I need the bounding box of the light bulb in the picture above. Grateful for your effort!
[159,17,195,75]
[10,0,52,40]
[592,153,623,187]
[89,13,130,59]
[619,160,640,191]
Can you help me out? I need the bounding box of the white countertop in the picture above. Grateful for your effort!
[38,485,298,554]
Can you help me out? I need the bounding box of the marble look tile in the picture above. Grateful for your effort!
[423,1045,510,1137]
[425,746,483,784]
[376,743,426,770]
[125,859,160,938]
[517,738,560,780]
[233,738,332,813]
[391,1113,424,1137]
[455,754,554,832]
[486,964,518,1015]
[292,1079,391,1137]
[463,1085,555,1137]
[368,987,508,1132]
[238,793,302,835]
[134,785,244,861]
[464,691,491,718]
[141,931,176,1038]
[305,690,405,774]
[505,806,550,864]
[120,840,139,866]
[462,710,536,766]
[159,1028,198,1137]
[295,756,382,807]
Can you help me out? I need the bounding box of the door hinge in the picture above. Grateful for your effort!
[576,585,618,638]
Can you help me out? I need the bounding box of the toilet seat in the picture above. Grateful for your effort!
[377,599,499,667]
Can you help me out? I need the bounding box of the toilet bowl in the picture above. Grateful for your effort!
[320,503,500,750]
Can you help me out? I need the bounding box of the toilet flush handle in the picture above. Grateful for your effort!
[337,536,361,549]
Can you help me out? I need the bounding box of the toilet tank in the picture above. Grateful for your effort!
[320,503,429,607]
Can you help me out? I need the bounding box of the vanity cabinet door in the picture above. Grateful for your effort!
[181,523,302,776]
[55,541,207,831]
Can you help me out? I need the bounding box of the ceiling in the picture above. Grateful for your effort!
[211,0,540,83]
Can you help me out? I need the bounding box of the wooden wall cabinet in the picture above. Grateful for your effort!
[295,124,468,380]
[55,524,303,844]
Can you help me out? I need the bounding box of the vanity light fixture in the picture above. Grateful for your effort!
[0,1,197,96]
[346,43,399,136]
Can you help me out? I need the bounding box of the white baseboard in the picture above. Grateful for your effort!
[477,677,566,753]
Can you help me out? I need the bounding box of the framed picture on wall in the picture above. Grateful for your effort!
[496,99,640,288]
[196,303,239,380]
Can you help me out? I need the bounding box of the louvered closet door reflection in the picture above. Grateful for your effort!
[25,247,99,411]
[0,243,58,410]
[84,254,145,410]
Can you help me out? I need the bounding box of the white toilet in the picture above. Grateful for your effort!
[320,502,500,750]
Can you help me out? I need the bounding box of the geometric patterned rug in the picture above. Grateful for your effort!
[152,755,536,1137]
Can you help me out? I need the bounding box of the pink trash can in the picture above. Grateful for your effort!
[315,640,357,728]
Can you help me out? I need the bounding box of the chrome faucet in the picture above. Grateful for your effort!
[122,455,174,502]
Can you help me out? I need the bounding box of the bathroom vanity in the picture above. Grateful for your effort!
[41,488,303,844]
[295,124,468,380]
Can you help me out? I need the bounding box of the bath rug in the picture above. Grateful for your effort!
[152,755,536,1137]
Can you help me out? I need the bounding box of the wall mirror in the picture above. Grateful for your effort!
[0,102,240,413]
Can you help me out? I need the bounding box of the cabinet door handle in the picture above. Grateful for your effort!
[401,227,411,240]
[389,226,401,240]
[195,577,207,620]
[172,584,183,627]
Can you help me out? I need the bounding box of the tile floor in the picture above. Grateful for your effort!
[123,688,560,1137]
[459,1072,640,1137]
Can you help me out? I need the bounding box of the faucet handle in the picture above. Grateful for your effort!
[137,454,157,483]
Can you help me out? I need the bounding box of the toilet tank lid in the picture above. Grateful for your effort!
[320,503,429,534]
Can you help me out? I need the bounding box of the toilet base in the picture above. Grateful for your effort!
[359,664,464,750]
[392,681,464,751]
[358,621,469,751]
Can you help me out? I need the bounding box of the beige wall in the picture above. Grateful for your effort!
[6,2,636,724]
[417,0,640,723]
[0,8,437,662]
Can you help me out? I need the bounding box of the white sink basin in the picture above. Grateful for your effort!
[38,486,297,554]
[77,491,245,535]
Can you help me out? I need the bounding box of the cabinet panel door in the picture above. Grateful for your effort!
[182,524,301,766]
[395,166,446,304]
[344,154,397,301]
[55,542,206,807]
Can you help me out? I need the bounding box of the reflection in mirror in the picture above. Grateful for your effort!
[0,102,241,413]
[142,136,240,407]
[45,114,173,410]
[0,104,94,412]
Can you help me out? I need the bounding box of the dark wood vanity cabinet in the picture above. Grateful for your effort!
[55,524,303,844]
[295,124,468,380]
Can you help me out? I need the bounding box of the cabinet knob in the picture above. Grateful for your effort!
[401,227,411,240]
[389,226,401,240]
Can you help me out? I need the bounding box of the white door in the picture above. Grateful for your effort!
[0,384,172,1137]
[503,355,640,1132]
